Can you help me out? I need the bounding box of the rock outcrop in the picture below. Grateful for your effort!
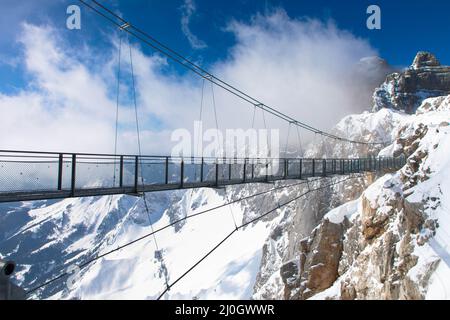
[253,52,450,301]
[296,95,450,300]
[281,219,344,300]
[373,52,450,113]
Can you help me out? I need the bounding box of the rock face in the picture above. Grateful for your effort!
[299,95,450,300]
[373,52,450,113]
[254,102,407,299]
[412,52,441,69]
[253,53,450,301]
[281,219,344,300]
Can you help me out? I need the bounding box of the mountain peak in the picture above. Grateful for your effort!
[373,51,450,113]
[411,51,441,69]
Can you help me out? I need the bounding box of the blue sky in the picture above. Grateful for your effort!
[1,0,450,91]
[1,0,449,154]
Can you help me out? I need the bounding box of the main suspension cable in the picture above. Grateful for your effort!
[78,0,389,146]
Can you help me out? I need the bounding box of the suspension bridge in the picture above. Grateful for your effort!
[0,0,408,300]
[0,150,404,203]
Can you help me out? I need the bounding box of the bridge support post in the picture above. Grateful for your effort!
[180,160,184,188]
[312,159,315,177]
[299,159,302,180]
[165,157,169,184]
[243,159,247,182]
[119,156,124,188]
[200,158,204,183]
[71,154,76,197]
[134,156,139,193]
[57,154,63,191]
[284,159,288,179]
[215,161,219,186]
[322,159,326,177]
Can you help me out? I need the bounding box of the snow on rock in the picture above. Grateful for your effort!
[307,108,408,159]
[373,52,450,114]
[325,199,359,224]
[254,106,408,300]
[305,95,450,300]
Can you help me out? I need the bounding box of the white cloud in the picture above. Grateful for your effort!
[0,10,389,157]
[213,10,387,135]
[180,0,207,50]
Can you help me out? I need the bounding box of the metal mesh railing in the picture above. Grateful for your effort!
[0,150,406,202]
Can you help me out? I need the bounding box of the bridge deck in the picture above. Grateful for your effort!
[0,150,405,203]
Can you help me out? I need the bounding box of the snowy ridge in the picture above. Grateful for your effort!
[311,95,450,299]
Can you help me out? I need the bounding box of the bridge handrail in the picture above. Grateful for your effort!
[0,149,397,162]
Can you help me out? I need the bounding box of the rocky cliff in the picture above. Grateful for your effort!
[373,52,450,114]
[252,106,406,299]
[256,52,450,300]
[279,95,450,300]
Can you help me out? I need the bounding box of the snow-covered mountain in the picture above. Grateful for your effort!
[2,52,449,300]
[306,95,450,299]
[1,179,304,299]
[273,55,450,300]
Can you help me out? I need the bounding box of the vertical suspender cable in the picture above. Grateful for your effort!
[295,125,304,158]
[106,31,123,246]
[128,36,170,292]
[188,79,207,235]
[249,105,257,160]
[210,82,222,158]
[261,109,272,177]
[113,32,122,185]
[225,186,239,230]
[284,122,291,157]
[210,82,225,182]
